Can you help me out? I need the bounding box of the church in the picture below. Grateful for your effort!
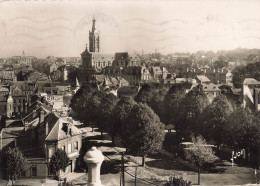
[78,18,143,86]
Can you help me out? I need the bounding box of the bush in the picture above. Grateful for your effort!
[164,175,192,186]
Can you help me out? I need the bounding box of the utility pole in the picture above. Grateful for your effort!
[135,167,137,186]
[121,152,125,186]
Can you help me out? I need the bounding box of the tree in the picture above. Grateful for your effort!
[232,61,260,87]
[70,85,94,121]
[177,85,209,135]
[121,103,165,155]
[96,93,119,139]
[213,60,228,69]
[135,83,168,117]
[70,87,105,126]
[109,96,136,145]
[162,82,191,125]
[198,95,233,150]
[6,147,27,185]
[67,67,79,84]
[184,137,218,185]
[225,108,260,161]
[49,149,70,180]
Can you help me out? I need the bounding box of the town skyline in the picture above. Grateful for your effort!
[1,0,260,57]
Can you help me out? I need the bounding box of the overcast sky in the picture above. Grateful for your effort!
[0,0,260,57]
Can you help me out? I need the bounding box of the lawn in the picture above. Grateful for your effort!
[71,127,257,185]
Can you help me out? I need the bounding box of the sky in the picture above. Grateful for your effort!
[0,0,260,57]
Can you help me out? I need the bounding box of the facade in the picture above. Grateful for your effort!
[0,82,34,117]
[11,51,35,67]
[188,83,221,97]
[242,78,260,111]
[0,65,17,83]
[122,66,150,85]
[186,67,230,84]
[38,113,83,177]
[79,19,142,86]
[0,97,83,180]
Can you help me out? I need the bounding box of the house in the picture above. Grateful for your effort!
[37,112,83,177]
[151,66,163,80]
[195,75,210,84]
[0,82,34,117]
[187,83,221,97]
[242,78,260,111]
[122,66,150,86]
[0,98,83,179]
[0,65,17,83]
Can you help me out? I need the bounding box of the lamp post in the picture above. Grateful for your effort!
[231,149,245,167]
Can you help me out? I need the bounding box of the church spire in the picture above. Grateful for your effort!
[89,17,100,53]
[92,17,96,33]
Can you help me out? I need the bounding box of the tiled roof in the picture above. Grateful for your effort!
[188,83,221,92]
[196,75,210,83]
[10,81,34,91]
[152,66,162,74]
[1,127,25,138]
[122,66,149,75]
[92,53,114,61]
[45,113,83,141]
[243,78,260,85]
[26,100,52,115]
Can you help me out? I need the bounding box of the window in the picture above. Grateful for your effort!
[32,166,37,177]
[68,143,72,153]
[62,145,65,152]
[74,141,79,151]
[21,171,26,177]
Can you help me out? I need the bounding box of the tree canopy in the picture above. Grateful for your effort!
[177,85,210,133]
[198,94,233,148]
[6,147,27,183]
[232,61,260,87]
[121,103,165,155]
[96,93,119,138]
[49,149,70,177]
[225,108,260,154]
[184,137,218,185]
[213,60,228,69]
[109,96,136,145]
[70,86,106,125]
[161,82,191,125]
[134,83,168,116]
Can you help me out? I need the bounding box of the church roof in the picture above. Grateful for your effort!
[91,53,114,61]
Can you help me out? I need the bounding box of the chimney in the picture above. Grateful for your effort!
[24,102,28,114]
[41,97,44,103]
[39,110,44,123]
[24,121,29,131]
[45,122,49,136]
[32,110,37,118]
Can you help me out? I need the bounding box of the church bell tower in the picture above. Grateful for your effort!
[89,17,100,53]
